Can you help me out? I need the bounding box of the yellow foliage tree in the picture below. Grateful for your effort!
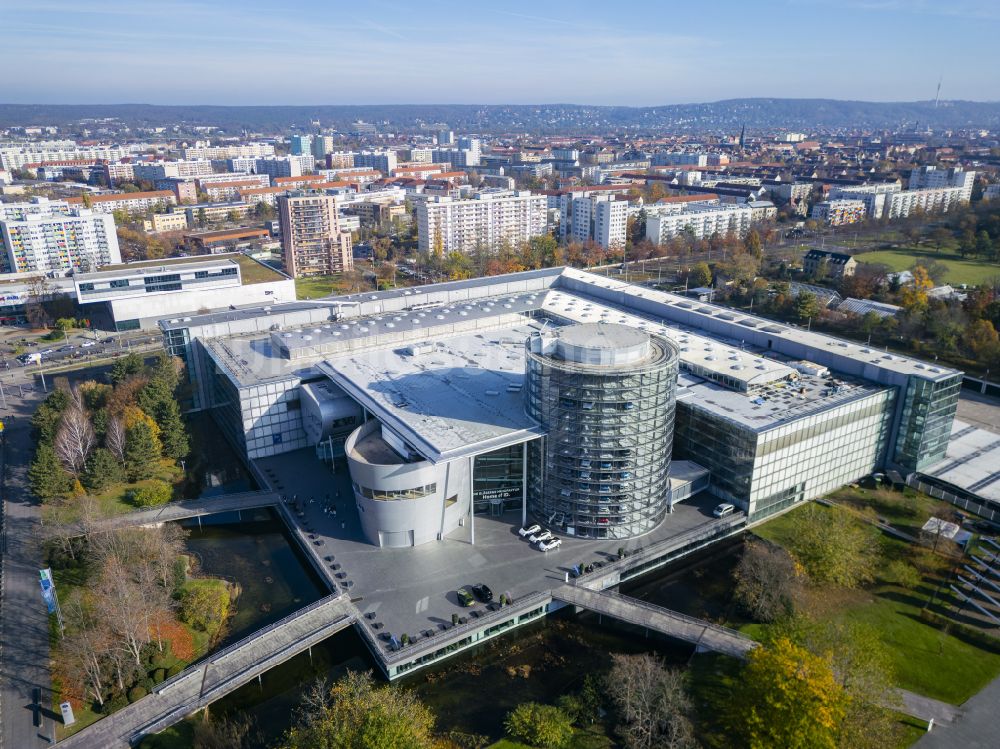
[122,405,161,441]
[899,265,933,312]
[736,637,846,749]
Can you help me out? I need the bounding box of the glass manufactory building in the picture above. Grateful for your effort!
[160,267,965,546]
[525,323,679,539]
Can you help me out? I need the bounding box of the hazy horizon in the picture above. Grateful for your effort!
[3,0,999,106]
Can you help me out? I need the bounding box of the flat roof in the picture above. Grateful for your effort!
[82,253,287,286]
[923,420,1000,502]
[319,323,547,463]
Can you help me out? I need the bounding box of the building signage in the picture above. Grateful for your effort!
[473,486,522,502]
[59,701,75,726]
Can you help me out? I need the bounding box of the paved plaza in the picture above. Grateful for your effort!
[255,448,725,643]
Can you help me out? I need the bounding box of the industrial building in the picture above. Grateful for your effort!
[161,267,961,547]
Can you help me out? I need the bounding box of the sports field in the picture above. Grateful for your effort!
[855,247,1000,286]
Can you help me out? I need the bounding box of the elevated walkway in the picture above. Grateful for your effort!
[552,585,756,659]
[58,594,356,748]
[74,491,281,535]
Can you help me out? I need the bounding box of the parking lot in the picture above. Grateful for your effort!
[255,448,726,644]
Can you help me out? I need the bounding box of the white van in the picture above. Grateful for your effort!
[713,503,735,518]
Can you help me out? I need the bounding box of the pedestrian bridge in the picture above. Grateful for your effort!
[58,594,357,748]
[552,585,756,659]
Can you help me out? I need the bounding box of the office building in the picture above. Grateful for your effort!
[416,191,547,254]
[438,129,454,146]
[74,254,294,331]
[278,193,353,277]
[162,267,961,549]
[290,134,313,157]
[0,198,121,274]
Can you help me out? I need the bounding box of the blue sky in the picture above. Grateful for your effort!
[2,0,998,105]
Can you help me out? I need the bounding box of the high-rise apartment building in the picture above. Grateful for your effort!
[312,135,335,160]
[417,191,548,254]
[290,134,313,156]
[568,195,627,249]
[278,193,353,277]
[0,198,121,274]
[255,156,314,180]
[354,150,398,174]
[909,166,976,203]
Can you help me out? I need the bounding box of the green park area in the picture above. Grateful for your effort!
[294,273,356,299]
[855,246,1000,286]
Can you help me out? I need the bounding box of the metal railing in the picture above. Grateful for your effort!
[909,475,1000,523]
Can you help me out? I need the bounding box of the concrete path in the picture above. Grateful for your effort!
[59,595,357,748]
[913,674,1000,747]
[552,585,756,659]
[0,387,55,749]
[897,688,962,725]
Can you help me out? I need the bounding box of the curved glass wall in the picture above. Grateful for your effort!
[524,324,678,539]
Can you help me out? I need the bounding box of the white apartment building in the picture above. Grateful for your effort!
[103,162,136,185]
[0,144,134,171]
[183,143,276,160]
[885,186,966,219]
[0,200,121,274]
[651,151,708,167]
[646,203,754,244]
[828,183,901,220]
[68,190,177,215]
[312,135,335,160]
[909,166,975,203]
[553,186,633,242]
[811,199,867,226]
[404,148,434,163]
[417,191,547,254]
[254,156,314,180]
[226,157,259,174]
[195,172,268,189]
[354,151,398,174]
[568,195,627,249]
[133,160,216,181]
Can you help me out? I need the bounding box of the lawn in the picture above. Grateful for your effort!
[827,485,959,538]
[749,502,1000,704]
[294,274,354,299]
[854,246,1000,286]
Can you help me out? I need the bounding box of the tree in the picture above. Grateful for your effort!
[130,480,172,507]
[735,637,845,749]
[785,505,880,588]
[31,388,71,444]
[605,653,697,749]
[29,443,72,499]
[794,291,821,323]
[124,421,161,482]
[688,261,712,288]
[734,540,800,623]
[505,702,574,749]
[83,448,124,493]
[53,401,95,476]
[110,352,145,385]
[277,671,436,749]
[106,415,128,469]
[179,583,232,635]
[745,229,763,259]
[976,229,992,258]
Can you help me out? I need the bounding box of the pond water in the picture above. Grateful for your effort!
[184,412,256,497]
[179,508,328,647]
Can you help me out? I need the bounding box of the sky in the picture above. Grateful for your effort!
[2,0,999,106]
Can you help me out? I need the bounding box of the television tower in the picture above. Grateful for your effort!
[934,76,942,108]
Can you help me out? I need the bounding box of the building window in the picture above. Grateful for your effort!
[110,279,129,288]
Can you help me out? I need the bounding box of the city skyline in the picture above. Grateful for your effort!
[3,0,1000,106]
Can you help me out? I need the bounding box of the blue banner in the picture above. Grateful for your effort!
[39,569,56,615]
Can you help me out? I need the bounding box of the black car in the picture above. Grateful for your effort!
[471,583,493,603]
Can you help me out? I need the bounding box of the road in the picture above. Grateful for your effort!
[0,384,54,748]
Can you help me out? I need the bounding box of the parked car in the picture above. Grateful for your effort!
[713,503,735,518]
[518,524,541,538]
[529,529,554,544]
[39,348,54,356]
[58,344,76,352]
[537,537,562,551]
[80,340,97,348]
[456,588,475,607]
[471,583,493,603]
[102,337,116,344]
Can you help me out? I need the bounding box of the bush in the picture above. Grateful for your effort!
[505,702,574,748]
[130,480,172,507]
[151,667,167,684]
[882,559,923,589]
[103,693,128,714]
[127,685,148,703]
[179,581,232,634]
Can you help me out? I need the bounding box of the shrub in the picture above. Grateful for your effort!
[882,559,923,589]
[505,702,574,748]
[179,582,232,634]
[130,480,172,507]
[127,685,148,703]
[152,668,167,684]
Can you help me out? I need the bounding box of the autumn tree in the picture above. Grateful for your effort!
[277,671,436,749]
[606,653,697,749]
[53,400,95,476]
[735,637,846,749]
[734,540,800,622]
[505,702,575,749]
[785,505,880,588]
[688,261,712,288]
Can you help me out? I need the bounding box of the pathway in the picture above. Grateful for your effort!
[58,594,357,748]
[552,585,756,659]
[913,673,1000,747]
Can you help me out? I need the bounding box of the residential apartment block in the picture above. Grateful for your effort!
[132,160,215,181]
[416,191,547,254]
[811,199,867,226]
[67,190,177,215]
[183,143,275,160]
[646,202,753,244]
[909,166,975,202]
[278,193,353,277]
[567,195,627,249]
[0,198,121,274]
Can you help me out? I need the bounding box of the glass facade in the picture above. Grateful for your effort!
[525,331,678,539]
[674,388,895,521]
[473,443,524,514]
[893,374,961,472]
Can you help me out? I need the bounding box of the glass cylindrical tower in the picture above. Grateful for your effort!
[524,322,679,540]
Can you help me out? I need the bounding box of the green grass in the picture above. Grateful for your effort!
[294,274,353,299]
[233,254,287,284]
[487,727,613,749]
[749,502,1000,704]
[136,720,195,749]
[855,246,1000,286]
[828,485,958,538]
[47,459,185,521]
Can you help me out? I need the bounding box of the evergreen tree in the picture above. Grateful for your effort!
[31,389,71,444]
[155,400,189,460]
[29,443,72,499]
[110,352,145,385]
[124,422,161,482]
[82,448,124,493]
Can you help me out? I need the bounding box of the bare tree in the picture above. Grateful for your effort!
[60,597,112,708]
[733,539,800,623]
[53,402,95,476]
[94,554,152,667]
[106,415,127,468]
[606,653,697,749]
